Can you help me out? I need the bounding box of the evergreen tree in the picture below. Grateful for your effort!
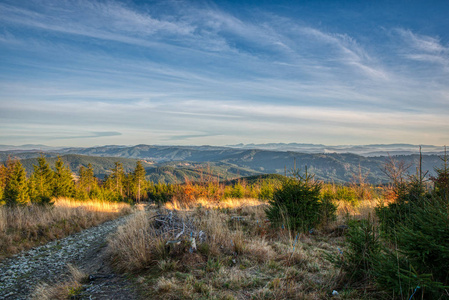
[4,160,29,206]
[431,147,449,202]
[28,173,38,200]
[123,173,134,201]
[77,164,98,199]
[53,156,75,198]
[265,168,336,232]
[31,155,54,204]
[133,161,146,202]
[110,162,124,200]
[0,163,7,202]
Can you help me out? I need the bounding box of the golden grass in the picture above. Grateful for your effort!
[165,197,266,210]
[107,210,163,272]
[0,198,131,261]
[336,198,378,222]
[32,264,87,300]
[108,198,355,299]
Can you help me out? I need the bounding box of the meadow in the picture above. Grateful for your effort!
[107,196,380,299]
[105,153,448,300]
[2,153,448,299]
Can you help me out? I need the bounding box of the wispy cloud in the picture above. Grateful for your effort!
[0,0,448,146]
[396,28,449,69]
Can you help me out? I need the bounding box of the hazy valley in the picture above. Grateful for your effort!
[1,143,445,184]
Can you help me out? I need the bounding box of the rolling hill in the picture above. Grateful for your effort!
[1,144,446,184]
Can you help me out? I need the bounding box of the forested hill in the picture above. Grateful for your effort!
[1,145,446,184]
[18,155,152,179]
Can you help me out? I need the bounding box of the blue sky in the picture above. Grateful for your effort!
[0,0,448,147]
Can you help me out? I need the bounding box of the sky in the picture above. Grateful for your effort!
[0,0,448,147]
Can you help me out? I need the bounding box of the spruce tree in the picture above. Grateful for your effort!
[133,161,146,203]
[431,146,449,202]
[53,156,75,198]
[31,155,54,204]
[110,162,124,200]
[78,164,97,199]
[4,160,29,206]
[123,173,134,201]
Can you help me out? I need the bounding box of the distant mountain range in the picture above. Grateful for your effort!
[1,143,446,156]
[228,143,446,156]
[1,144,447,184]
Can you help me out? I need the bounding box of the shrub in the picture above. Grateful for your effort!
[148,183,176,203]
[336,186,358,205]
[265,169,336,232]
[430,147,449,202]
[334,218,381,284]
[373,194,449,298]
[372,154,449,298]
[375,178,428,236]
[231,182,245,198]
[319,196,337,226]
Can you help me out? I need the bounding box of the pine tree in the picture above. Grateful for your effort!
[133,161,146,203]
[123,173,134,201]
[4,160,29,206]
[76,166,88,200]
[31,155,54,204]
[78,164,97,199]
[110,162,124,200]
[53,156,75,198]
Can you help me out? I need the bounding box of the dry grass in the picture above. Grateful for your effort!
[165,197,266,210]
[108,198,364,299]
[0,198,131,261]
[107,210,164,272]
[32,264,87,300]
[336,198,378,222]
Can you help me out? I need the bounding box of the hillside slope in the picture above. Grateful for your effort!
[2,145,445,184]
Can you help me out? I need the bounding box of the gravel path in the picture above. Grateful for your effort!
[0,214,139,300]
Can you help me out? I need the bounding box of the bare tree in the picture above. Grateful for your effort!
[380,154,411,188]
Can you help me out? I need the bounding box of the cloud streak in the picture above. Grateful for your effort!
[0,0,448,146]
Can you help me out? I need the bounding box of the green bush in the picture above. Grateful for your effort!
[375,195,449,298]
[375,179,428,236]
[336,185,358,205]
[147,183,176,203]
[370,202,449,298]
[265,169,336,232]
[321,183,359,205]
[320,196,338,226]
[259,181,275,200]
[327,218,379,286]
[373,155,449,298]
[339,218,380,283]
[230,182,245,198]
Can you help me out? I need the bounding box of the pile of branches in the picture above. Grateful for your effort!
[150,210,206,244]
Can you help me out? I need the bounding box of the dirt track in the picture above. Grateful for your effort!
[0,214,140,300]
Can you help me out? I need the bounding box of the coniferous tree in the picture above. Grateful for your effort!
[123,173,134,201]
[4,160,29,206]
[53,156,75,198]
[78,164,97,199]
[109,162,125,200]
[0,163,7,202]
[133,161,146,202]
[76,166,88,200]
[31,155,54,204]
[28,173,38,200]
[431,146,449,202]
